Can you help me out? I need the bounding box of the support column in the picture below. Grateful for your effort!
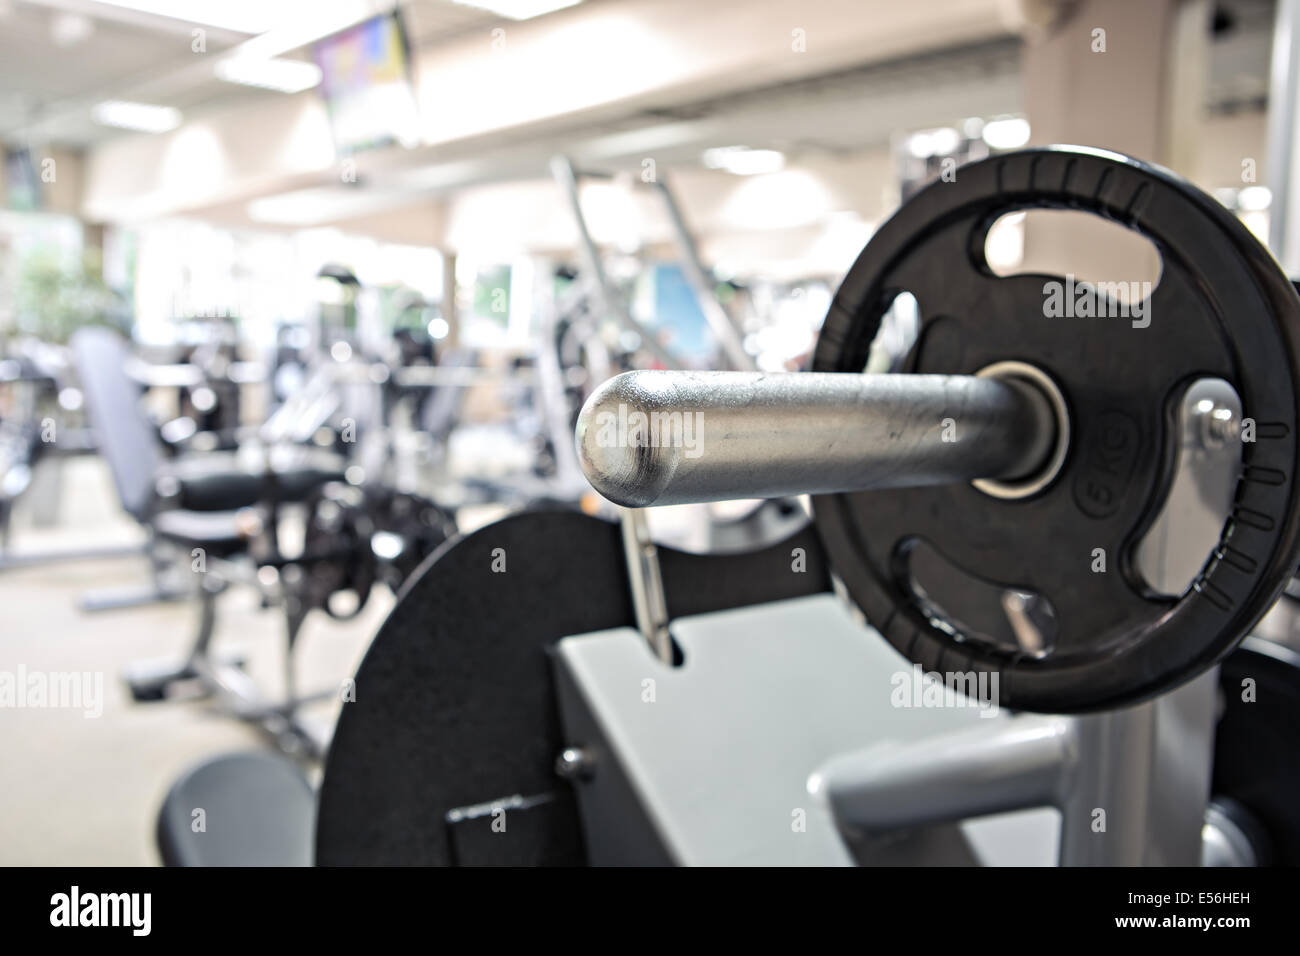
[441,251,460,350]
[1020,0,1210,284]
[1268,0,1300,270]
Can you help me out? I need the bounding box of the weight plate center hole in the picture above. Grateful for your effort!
[972,361,1071,500]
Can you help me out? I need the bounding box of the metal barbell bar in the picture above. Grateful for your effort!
[575,367,1067,507]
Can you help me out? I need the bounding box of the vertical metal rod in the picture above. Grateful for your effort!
[1268,0,1300,268]
[533,296,588,496]
[550,156,680,369]
[619,507,673,664]
[650,176,754,371]
[441,252,460,349]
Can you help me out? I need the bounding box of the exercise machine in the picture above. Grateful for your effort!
[156,146,1300,866]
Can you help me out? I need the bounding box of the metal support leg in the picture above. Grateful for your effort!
[222,574,334,757]
[77,536,191,612]
[122,576,236,700]
[123,570,331,759]
[809,714,1073,829]
[0,540,146,572]
[1057,706,1154,865]
[809,673,1216,866]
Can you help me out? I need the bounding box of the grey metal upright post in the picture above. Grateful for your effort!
[550,156,679,369]
[1058,706,1156,865]
[1269,0,1300,270]
[650,176,754,371]
[533,291,593,497]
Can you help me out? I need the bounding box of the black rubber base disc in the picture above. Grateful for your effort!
[812,146,1300,713]
[1213,636,1300,865]
[315,509,829,865]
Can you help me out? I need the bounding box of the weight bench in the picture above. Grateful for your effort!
[70,326,343,611]
[72,327,354,754]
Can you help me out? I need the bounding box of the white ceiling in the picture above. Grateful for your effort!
[345,0,1277,202]
[0,0,1280,232]
[0,0,513,146]
[0,0,1277,151]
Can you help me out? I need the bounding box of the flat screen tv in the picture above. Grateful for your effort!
[315,12,421,155]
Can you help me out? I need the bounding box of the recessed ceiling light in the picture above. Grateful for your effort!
[450,0,583,21]
[51,12,95,47]
[906,127,960,159]
[982,117,1031,150]
[215,57,323,93]
[702,146,785,176]
[91,100,182,133]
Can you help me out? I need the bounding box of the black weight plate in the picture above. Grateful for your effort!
[812,146,1300,712]
[315,509,831,865]
[1213,636,1300,865]
[300,487,376,621]
[367,488,457,587]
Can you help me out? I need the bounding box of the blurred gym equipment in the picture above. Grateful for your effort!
[70,327,343,612]
[0,338,114,566]
[155,146,1300,866]
[69,326,456,755]
[551,156,753,373]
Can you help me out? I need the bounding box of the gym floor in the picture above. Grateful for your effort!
[0,457,390,866]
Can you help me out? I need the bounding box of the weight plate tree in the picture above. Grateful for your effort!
[812,146,1300,712]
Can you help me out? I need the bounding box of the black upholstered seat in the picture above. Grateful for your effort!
[156,752,315,867]
[71,328,344,521]
[162,454,343,512]
[151,509,249,557]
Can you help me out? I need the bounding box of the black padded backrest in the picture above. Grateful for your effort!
[157,751,315,866]
[70,328,161,521]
